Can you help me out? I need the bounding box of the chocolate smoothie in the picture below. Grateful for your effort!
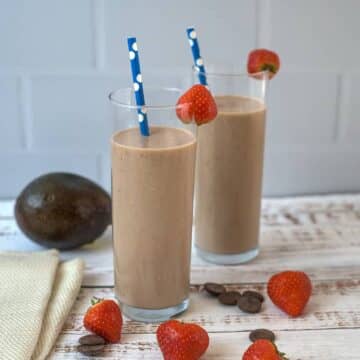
[112,126,196,310]
[195,95,266,257]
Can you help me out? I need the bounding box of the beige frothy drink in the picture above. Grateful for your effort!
[112,126,196,309]
[195,95,266,255]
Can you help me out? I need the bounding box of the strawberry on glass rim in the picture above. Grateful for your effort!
[176,84,217,126]
[247,48,280,79]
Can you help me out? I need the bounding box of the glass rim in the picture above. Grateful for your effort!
[108,86,188,110]
[193,66,269,78]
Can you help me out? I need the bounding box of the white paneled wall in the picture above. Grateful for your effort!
[1,0,359,198]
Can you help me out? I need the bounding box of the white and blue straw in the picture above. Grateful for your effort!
[186,27,208,86]
[127,37,150,136]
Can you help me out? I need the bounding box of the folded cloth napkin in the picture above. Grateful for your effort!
[0,250,84,360]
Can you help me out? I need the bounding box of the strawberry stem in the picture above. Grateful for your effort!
[261,63,277,74]
[91,296,103,306]
[273,342,288,360]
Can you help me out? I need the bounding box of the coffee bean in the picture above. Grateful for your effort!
[238,295,262,313]
[77,344,105,356]
[79,334,106,346]
[242,290,265,303]
[204,282,226,297]
[249,328,276,342]
[218,291,241,305]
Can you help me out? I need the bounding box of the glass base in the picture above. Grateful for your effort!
[117,298,189,323]
[196,246,259,265]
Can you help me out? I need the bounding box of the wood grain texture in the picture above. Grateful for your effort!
[63,225,360,286]
[51,329,360,359]
[1,195,360,358]
[2,221,360,286]
[62,279,360,335]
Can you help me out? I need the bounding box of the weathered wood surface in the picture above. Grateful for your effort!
[63,279,360,335]
[1,195,360,358]
[2,195,360,286]
[53,329,360,360]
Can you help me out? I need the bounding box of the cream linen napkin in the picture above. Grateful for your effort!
[0,250,84,360]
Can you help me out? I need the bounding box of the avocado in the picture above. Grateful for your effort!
[15,173,111,250]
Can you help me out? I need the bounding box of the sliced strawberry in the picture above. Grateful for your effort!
[176,84,217,125]
[247,48,280,79]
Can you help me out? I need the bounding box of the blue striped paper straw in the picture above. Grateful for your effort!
[127,37,150,136]
[186,27,208,86]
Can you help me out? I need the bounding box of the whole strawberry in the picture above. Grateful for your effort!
[247,49,280,79]
[176,84,217,125]
[267,270,312,317]
[243,339,287,360]
[156,320,209,360]
[83,297,123,343]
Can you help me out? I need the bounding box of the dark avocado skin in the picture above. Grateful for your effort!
[15,173,111,250]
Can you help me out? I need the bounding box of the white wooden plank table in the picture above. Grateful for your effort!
[1,195,360,359]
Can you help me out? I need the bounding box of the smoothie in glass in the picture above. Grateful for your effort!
[196,95,266,257]
[194,69,268,265]
[109,88,197,322]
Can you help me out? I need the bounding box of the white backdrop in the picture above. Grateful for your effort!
[1,0,359,198]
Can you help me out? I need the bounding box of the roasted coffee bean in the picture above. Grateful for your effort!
[204,282,226,297]
[79,334,106,346]
[238,295,262,313]
[218,291,241,305]
[249,328,275,342]
[242,290,265,303]
[77,344,105,356]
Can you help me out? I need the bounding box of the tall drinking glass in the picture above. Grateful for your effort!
[109,88,197,322]
[194,67,268,265]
